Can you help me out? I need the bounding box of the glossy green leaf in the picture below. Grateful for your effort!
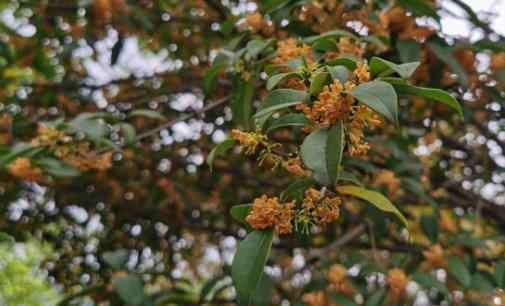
[327,65,350,84]
[397,39,421,62]
[327,56,359,70]
[265,113,311,133]
[230,204,252,224]
[199,274,228,302]
[266,72,303,90]
[0,143,41,169]
[412,272,448,294]
[448,256,472,288]
[204,53,228,95]
[369,57,420,79]
[389,83,463,118]
[429,41,468,85]
[336,185,408,227]
[326,121,345,186]
[421,214,439,243]
[254,89,308,119]
[300,128,330,185]
[470,273,494,292]
[304,29,358,43]
[332,293,359,306]
[113,274,145,305]
[232,70,258,130]
[207,139,236,172]
[312,38,339,53]
[495,260,505,287]
[36,158,80,177]
[119,123,136,144]
[280,177,317,202]
[350,80,399,127]
[232,230,274,306]
[339,171,363,186]
[128,109,165,120]
[365,287,386,306]
[309,71,330,95]
[102,249,129,270]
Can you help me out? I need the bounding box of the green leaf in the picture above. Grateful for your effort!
[254,89,308,119]
[119,123,136,144]
[232,69,258,130]
[36,158,80,177]
[336,185,408,227]
[389,82,463,118]
[128,109,165,120]
[495,260,505,287]
[300,128,329,185]
[338,171,363,186]
[265,113,311,133]
[412,272,448,294]
[230,204,252,224]
[204,53,228,95]
[68,116,108,143]
[309,71,330,95]
[365,287,386,306]
[199,274,228,302]
[312,39,339,53]
[0,143,41,169]
[421,215,439,243]
[448,256,472,288]
[327,56,359,70]
[207,139,236,172]
[326,121,345,186]
[332,293,358,306]
[250,274,273,306]
[232,230,274,306]
[266,72,303,90]
[245,39,275,59]
[369,57,420,79]
[304,29,358,44]
[470,273,494,292]
[396,39,421,62]
[327,65,350,84]
[102,249,129,270]
[350,80,399,127]
[113,274,145,305]
[429,41,468,85]
[280,177,316,202]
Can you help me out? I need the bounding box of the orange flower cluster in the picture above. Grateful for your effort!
[245,13,274,36]
[439,210,458,233]
[246,195,295,235]
[297,1,345,33]
[32,124,112,172]
[271,38,313,65]
[373,170,401,197]
[7,158,45,182]
[386,268,409,297]
[423,244,447,268]
[283,156,311,177]
[300,188,341,225]
[302,291,333,306]
[0,114,12,145]
[327,264,355,296]
[338,37,365,58]
[386,6,434,41]
[231,129,266,154]
[297,79,353,126]
[347,104,383,158]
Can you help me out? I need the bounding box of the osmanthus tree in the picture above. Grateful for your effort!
[1,0,505,306]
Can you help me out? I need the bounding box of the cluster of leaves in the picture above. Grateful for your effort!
[1,0,505,306]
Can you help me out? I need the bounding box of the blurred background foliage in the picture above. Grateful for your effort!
[1,0,505,306]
